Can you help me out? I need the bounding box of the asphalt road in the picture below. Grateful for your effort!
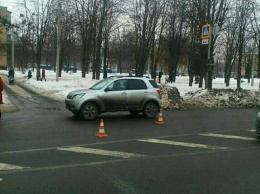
[0,77,259,194]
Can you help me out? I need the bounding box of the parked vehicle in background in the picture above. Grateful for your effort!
[63,66,77,73]
[256,111,260,135]
[65,76,162,121]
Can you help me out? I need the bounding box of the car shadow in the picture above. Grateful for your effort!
[66,112,148,122]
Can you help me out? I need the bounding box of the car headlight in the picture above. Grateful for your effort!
[72,93,85,99]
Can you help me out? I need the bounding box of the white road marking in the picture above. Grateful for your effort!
[249,129,256,132]
[0,163,29,171]
[201,133,258,141]
[57,147,146,159]
[138,139,228,150]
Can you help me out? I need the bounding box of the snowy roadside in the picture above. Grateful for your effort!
[1,69,260,111]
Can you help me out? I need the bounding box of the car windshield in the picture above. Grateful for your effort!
[89,76,116,90]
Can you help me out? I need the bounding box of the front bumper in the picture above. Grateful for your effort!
[256,122,260,135]
[256,112,260,135]
[65,99,81,112]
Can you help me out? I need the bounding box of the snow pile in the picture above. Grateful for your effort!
[161,86,260,110]
[160,85,185,110]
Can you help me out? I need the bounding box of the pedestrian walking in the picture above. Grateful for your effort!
[168,73,173,83]
[42,68,46,81]
[0,76,4,119]
[129,70,132,76]
[8,67,15,85]
[158,71,163,84]
[28,69,32,79]
[195,75,200,84]
[8,67,14,78]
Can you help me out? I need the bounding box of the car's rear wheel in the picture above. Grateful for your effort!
[80,102,99,121]
[143,101,159,119]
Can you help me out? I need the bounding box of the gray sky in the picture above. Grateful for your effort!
[0,0,18,11]
[0,0,23,21]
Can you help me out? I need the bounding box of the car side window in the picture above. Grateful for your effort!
[127,79,147,90]
[108,80,126,91]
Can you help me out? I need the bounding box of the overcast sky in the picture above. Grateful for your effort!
[0,0,18,11]
[0,0,22,21]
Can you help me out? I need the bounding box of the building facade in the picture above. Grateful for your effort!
[0,6,11,70]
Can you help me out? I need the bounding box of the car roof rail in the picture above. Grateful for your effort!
[108,75,151,79]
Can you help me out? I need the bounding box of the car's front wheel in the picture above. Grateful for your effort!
[80,102,99,121]
[72,111,80,117]
[143,101,159,119]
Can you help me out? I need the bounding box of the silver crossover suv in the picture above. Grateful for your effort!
[65,76,162,120]
[256,111,260,135]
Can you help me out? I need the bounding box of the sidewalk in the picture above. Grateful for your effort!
[0,74,18,113]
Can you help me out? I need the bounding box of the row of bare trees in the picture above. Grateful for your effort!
[1,0,260,88]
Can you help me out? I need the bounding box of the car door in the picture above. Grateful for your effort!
[101,79,127,111]
[126,79,148,110]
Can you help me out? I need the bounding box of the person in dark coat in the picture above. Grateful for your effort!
[42,68,46,81]
[8,67,15,85]
[8,67,14,78]
[169,73,173,83]
[158,71,163,83]
[195,75,200,84]
[28,69,32,79]
[0,76,3,119]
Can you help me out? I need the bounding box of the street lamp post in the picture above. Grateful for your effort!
[251,43,256,87]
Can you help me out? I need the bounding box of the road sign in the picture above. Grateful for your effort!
[202,39,209,45]
[201,24,211,39]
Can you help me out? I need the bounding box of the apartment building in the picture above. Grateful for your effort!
[0,6,11,70]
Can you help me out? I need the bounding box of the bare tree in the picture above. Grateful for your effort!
[20,0,55,79]
[128,0,164,77]
[0,15,11,61]
[109,28,135,74]
[186,0,230,89]
[149,0,168,80]
[251,0,260,78]
[222,17,239,86]
[233,0,254,89]
[58,3,80,76]
[164,0,188,83]
[12,17,31,72]
[74,0,95,78]
[74,0,123,80]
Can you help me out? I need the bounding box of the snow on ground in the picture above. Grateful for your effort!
[1,69,260,105]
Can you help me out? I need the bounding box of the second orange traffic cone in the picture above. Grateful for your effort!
[156,109,165,125]
[96,119,108,138]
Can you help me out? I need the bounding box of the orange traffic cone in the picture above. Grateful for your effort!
[96,119,108,138]
[156,109,165,125]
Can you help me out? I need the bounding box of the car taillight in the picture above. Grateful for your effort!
[156,89,161,96]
